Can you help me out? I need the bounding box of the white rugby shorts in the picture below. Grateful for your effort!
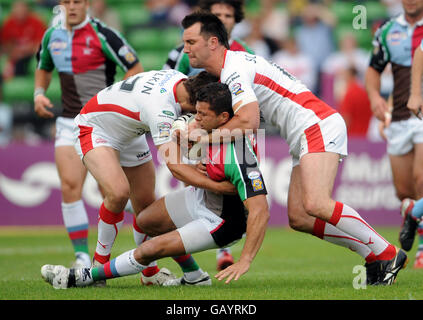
[164,186,243,254]
[55,116,78,147]
[291,113,348,167]
[384,116,423,155]
[74,124,152,167]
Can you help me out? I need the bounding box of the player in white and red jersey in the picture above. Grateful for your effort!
[180,11,408,285]
[74,69,235,286]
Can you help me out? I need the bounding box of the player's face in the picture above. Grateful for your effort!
[183,23,212,69]
[195,101,227,132]
[402,0,423,18]
[60,0,88,27]
[210,3,236,36]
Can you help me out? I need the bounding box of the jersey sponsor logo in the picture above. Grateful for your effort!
[162,110,174,117]
[158,122,172,138]
[387,31,407,45]
[230,83,244,96]
[50,38,67,55]
[160,88,167,93]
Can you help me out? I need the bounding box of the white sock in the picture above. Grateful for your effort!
[313,218,376,262]
[329,202,393,257]
[94,203,124,264]
[132,215,157,269]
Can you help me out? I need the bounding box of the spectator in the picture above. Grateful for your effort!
[320,32,370,107]
[0,1,46,80]
[272,36,317,93]
[294,3,336,95]
[243,15,272,60]
[145,0,190,26]
[90,0,122,32]
[338,67,372,138]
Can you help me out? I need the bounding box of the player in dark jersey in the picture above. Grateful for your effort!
[365,0,423,268]
[41,82,270,288]
[33,0,145,272]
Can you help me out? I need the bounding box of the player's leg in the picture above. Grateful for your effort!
[137,189,210,285]
[300,152,396,257]
[83,146,128,265]
[123,160,174,283]
[389,151,415,201]
[55,145,91,268]
[299,151,408,284]
[288,164,376,263]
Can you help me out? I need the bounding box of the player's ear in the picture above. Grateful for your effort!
[219,111,230,125]
[208,36,219,49]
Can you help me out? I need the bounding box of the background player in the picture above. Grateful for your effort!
[180,11,408,285]
[41,82,270,289]
[398,37,423,252]
[365,0,423,268]
[34,0,143,269]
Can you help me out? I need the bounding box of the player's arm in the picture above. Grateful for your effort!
[34,29,56,118]
[215,194,269,283]
[97,22,143,80]
[157,140,236,194]
[408,45,423,118]
[365,66,390,122]
[123,62,143,80]
[365,22,390,123]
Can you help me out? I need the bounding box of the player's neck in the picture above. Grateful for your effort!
[207,47,227,77]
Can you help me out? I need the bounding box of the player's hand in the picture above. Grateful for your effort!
[196,162,207,175]
[369,93,389,122]
[215,259,250,284]
[407,94,423,119]
[34,94,54,118]
[378,120,388,141]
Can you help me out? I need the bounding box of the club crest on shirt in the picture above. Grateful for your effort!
[157,122,171,138]
[118,45,136,63]
[230,83,244,96]
[248,170,263,192]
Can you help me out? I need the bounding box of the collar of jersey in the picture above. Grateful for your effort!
[395,13,423,27]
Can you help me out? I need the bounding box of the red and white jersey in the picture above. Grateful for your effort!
[221,50,337,148]
[74,69,187,146]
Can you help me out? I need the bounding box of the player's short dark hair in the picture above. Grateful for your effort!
[181,11,230,49]
[184,71,220,106]
[196,82,233,118]
[199,0,245,23]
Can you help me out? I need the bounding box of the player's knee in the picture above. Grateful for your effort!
[302,196,328,218]
[60,178,83,198]
[105,185,130,207]
[288,214,307,232]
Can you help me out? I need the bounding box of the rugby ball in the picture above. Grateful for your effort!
[171,113,204,160]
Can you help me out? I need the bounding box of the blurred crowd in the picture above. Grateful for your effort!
[0,0,402,145]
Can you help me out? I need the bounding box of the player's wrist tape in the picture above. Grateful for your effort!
[34,88,46,100]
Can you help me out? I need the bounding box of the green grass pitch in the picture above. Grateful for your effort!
[1,225,422,301]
